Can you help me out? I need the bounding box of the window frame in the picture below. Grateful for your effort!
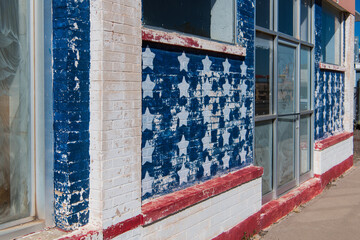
[320,1,344,66]
[0,0,53,237]
[254,0,315,204]
[142,0,238,45]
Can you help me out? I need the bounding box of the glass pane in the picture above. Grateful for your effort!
[0,0,31,224]
[300,47,311,111]
[300,0,310,42]
[255,34,273,115]
[255,121,273,195]
[321,2,341,65]
[300,116,311,175]
[277,116,296,187]
[278,44,296,114]
[143,0,235,43]
[278,0,295,36]
[256,0,271,29]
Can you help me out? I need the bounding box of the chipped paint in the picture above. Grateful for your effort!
[142,28,246,57]
[53,0,90,231]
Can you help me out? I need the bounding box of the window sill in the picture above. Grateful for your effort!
[142,27,246,57]
[319,62,346,72]
[314,132,353,151]
[0,220,45,240]
[141,166,263,225]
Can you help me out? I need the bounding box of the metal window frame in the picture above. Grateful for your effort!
[255,0,315,204]
[0,0,53,237]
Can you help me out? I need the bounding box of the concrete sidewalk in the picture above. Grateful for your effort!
[259,161,360,240]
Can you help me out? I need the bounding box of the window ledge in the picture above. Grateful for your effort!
[314,132,353,151]
[142,27,246,57]
[141,166,263,225]
[319,62,346,72]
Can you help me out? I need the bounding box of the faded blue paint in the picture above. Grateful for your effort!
[53,0,90,230]
[141,0,255,200]
[314,0,345,141]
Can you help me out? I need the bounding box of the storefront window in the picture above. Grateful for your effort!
[142,0,235,43]
[321,1,342,65]
[0,0,31,225]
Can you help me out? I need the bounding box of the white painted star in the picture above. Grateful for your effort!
[316,112,319,121]
[178,106,188,126]
[203,156,212,177]
[142,46,155,70]
[178,135,189,156]
[178,52,190,72]
[323,124,326,133]
[240,150,247,163]
[142,171,154,196]
[240,127,247,141]
[323,111,326,119]
[323,97,326,107]
[178,162,189,185]
[178,76,189,98]
[142,75,155,98]
[142,140,154,165]
[202,78,212,96]
[240,103,247,118]
[202,56,212,76]
[203,105,212,124]
[240,81,247,93]
[240,62,247,77]
[328,73,332,82]
[223,130,230,145]
[316,125,320,135]
[224,104,231,121]
[323,72,327,82]
[223,79,231,96]
[223,151,230,169]
[316,71,320,81]
[316,98,320,108]
[142,108,154,131]
[202,131,211,150]
[322,83,327,94]
[223,58,231,75]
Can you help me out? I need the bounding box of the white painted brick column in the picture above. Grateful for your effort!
[89,0,142,232]
[343,14,355,133]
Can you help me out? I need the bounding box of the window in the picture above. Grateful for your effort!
[0,0,48,233]
[255,0,313,202]
[142,0,235,43]
[321,1,342,65]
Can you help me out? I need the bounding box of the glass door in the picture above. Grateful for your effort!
[276,43,298,194]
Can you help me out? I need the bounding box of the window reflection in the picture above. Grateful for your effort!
[255,34,273,116]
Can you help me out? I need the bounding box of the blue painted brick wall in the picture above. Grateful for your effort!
[314,0,345,141]
[141,0,255,200]
[53,0,90,230]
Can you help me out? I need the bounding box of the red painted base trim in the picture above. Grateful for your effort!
[314,132,353,150]
[315,155,353,188]
[213,155,354,240]
[103,215,143,240]
[142,166,263,225]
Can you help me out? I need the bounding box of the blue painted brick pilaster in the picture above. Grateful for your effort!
[52,0,90,230]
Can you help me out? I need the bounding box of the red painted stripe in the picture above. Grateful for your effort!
[314,132,353,150]
[315,155,353,188]
[58,230,101,240]
[213,156,354,239]
[142,166,263,225]
[103,214,143,240]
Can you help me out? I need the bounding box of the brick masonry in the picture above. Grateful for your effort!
[141,0,255,201]
[53,0,91,230]
[314,0,345,141]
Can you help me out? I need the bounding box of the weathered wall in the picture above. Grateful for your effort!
[53,0,91,230]
[141,0,255,200]
[314,0,346,141]
[89,0,143,232]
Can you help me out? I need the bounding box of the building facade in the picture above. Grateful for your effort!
[0,0,355,239]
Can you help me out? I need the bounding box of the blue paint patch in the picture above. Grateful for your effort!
[141,0,255,200]
[52,0,90,230]
[314,0,345,141]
